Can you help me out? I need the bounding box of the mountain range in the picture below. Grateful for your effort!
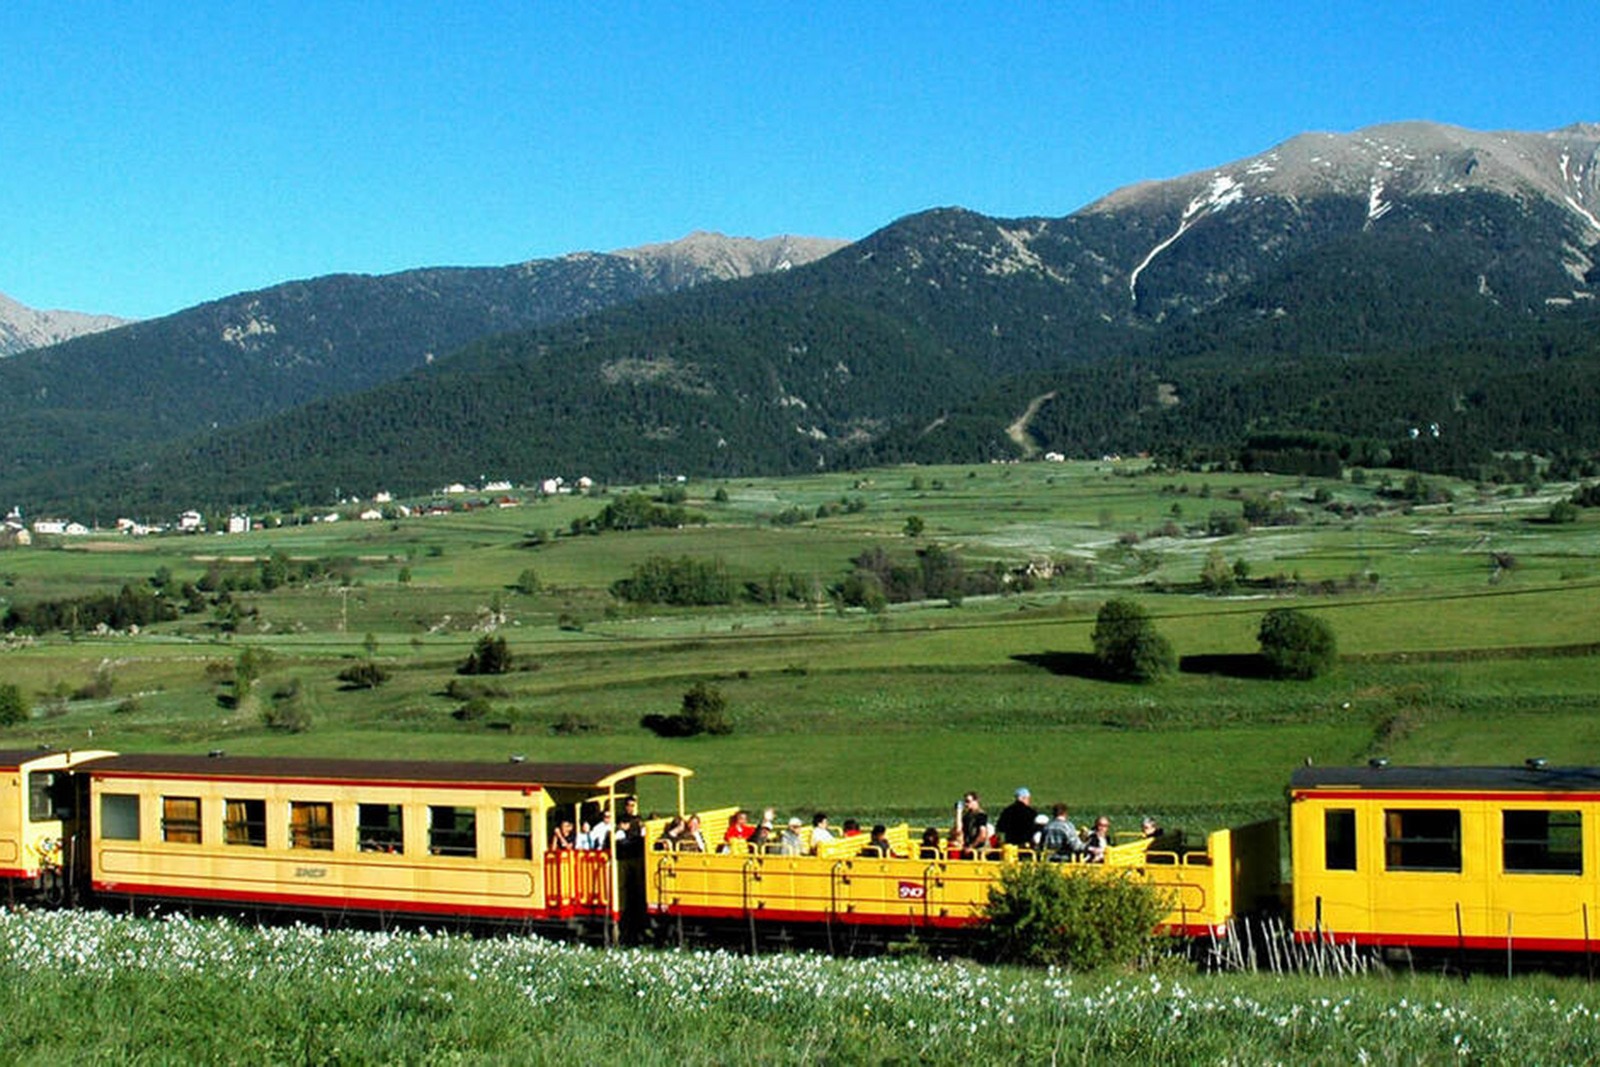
[5,121,1598,515]
[0,291,127,356]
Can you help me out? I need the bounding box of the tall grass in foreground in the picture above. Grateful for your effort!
[3,909,1598,1064]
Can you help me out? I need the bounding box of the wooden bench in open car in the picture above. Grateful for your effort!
[81,751,691,937]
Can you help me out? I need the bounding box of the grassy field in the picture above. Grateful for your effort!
[5,909,1600,1064]
[5,461,1600,1061]
[3,460,1598,834]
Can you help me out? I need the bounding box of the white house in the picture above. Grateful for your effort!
[226,514,250,534]
[31,519,68,535]
[359,509,383,521]
[178,511,205,532]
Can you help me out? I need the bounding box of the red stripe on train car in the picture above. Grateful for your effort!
[1294,929,1598,953]
[90,773,544,793]
[1291,789,1600,803]
[659,903,983,929]
[91,880,582,921]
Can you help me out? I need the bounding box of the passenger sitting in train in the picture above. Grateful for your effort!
[958,792,992,855]
[946,826,966,858]
[721,809,754,851]
[748,821,773,852]
[1084,816,1113,863]
[1038,804,1084,861]
[841,818,862,837]
[587,805,612,851]
[918,826,942,859]
[809,812,836,853]
[776,816,806,856]
[550,816,577,850]
[865,824,902,858]
[679,814,708,853]
[655,816,686,851]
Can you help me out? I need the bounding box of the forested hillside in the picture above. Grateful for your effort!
[9,122,1599,514]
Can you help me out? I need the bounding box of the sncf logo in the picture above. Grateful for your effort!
[897,881,926,899]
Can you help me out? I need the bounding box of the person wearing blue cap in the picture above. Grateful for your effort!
[996,786,1038,853]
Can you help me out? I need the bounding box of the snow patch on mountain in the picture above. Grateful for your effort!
[1127,172,1245,304]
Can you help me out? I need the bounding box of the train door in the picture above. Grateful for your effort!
[1293,798,1372,939]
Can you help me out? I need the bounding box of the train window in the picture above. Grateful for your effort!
[162,797,202,844]
[101,793,140,840]
[502,808,534,860]
[1324,808,1357,870]
[429,805,477,857]
[28,771,73,822]
[224,799,267,847]
[358,804,405,853]
[1503,809,1582,875]
[290,801,334,850]
[1384,809,1461,872]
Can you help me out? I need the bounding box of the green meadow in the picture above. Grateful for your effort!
[3,460,1598,832]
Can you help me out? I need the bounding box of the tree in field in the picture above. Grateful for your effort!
[641,680,733,737]
[1257,607,1338,680]
[1199,549,1235,593]
[0,684,26,727]
[459,634,512,675]
[1091,598,1175,682]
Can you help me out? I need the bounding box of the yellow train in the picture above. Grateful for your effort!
[1290,760,1600,956]
[6,746,1595,960]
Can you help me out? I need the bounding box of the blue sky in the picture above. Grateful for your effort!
[4,2,1596,320]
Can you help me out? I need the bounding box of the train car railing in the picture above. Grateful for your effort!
[543,848,612,914]
[648,823,1244,937]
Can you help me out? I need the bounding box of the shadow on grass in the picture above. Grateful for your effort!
[1179,653,1273,679]
[1011,652,1104,680]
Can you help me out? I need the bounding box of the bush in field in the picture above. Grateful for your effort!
[459,635,512,675]
[983,862,1168,969]
[260,680,310,732]
[453,696,493,722]
[337,661,390,689]
[1092,599,1175,682]
[642,680,732,737]
[0,683,26,726]
[1257,607,1338,680]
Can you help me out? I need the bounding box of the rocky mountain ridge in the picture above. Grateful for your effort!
[0,291,129,356]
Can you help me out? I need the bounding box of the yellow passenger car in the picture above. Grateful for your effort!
[85,752,689,927]
[0,747,114,898]
[1291,762,1600,954]
[651,824,1267,946]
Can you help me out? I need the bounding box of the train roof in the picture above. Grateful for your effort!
[82,752,692,791]
[1291,764,1600,793]
[0,748,117,772]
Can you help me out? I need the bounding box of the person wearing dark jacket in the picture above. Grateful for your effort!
[995,787,1037,851]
